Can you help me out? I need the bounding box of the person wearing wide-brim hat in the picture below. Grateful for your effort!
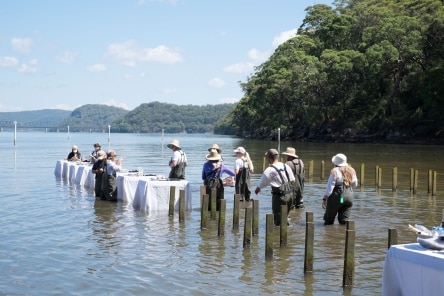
[67,145,82,161]
[167,140,187,180]
[255,148,296,226]
[101,149,123,202]
[208,144,222,154]
[202,150,235,211]
[281,147,305,209]
[233,147,254,201]
[322,153,358,225]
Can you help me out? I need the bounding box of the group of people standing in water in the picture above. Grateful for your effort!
[167,139,358,227]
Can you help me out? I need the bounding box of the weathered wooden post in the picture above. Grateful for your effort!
[168,186,176,217]
[233,194,240,229]
[360,163,365,187]
[378,167,382,189]
[304,212,314,273]
[218,199,226,237]
[428,170,433,194]
[321,160,325,180]
[410,168,414,191]
[200,185,206,208]
[210,188,217,219]
[433,171,437,196]
[179,189,185,222]
[201,194,209,229]
[280,205,288,246]
[388,228,398,248]
[308,160,314,179]
[252,199,259,235]
[343,220,355,287]
[375,165,379,187]
[392,167,397,192]
[413,170,419,194]
[265,214,274,258]
[243,207,252,248]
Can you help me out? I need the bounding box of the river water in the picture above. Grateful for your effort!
[1,132,444,295]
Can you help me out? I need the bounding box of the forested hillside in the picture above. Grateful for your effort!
[221,0,444,143]
[112,101,235,133]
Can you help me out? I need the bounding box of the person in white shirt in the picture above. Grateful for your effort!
[255,148,295,226]
[322,153,358,225]
[233,146,254,201]
[167,140,187,180]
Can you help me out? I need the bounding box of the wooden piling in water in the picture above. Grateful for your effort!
[265,214,274,258]
[280,205,288,246]
[428,170,433,194]
[360,163,365,187]
[308,160,314,179]
[321,161,325,180]
[233,194,240,229]
[392,167,397,192]
[304,212,314,273]
[168,186,176,217]
[210,188,217,219]
[388,228,398,248]
[200,185,205,208]
[343,220,355,287]
[410,168,414,191]
[179,189,185,222]
[218,199,226,237]
[413,170,418,194]
[378,167,382,189]
[375,165,379,187]
[252,199,259,235]
[201,194,209,229]
[243,207,252,248]
[433,171,437,196]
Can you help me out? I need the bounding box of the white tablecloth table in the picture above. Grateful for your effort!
[382,243,444,296]
[116,174,156,203]
[55,160,94,188]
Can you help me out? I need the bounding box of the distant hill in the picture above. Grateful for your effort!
[56,104,129,132]
[0,102,237,134]
[111,101,236,133]
[0,109,71,129]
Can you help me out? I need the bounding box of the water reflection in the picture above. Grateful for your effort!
[91,200,123,251]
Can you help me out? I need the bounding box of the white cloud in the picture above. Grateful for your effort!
[106,41,182,67]
[103,99,130,110]
[219,97,239,104]
[11,38,33,54]
[18,59,38,73]
[53,104,73,110]
[0,56,19,67]
[272,28,298,48]
[87,64,107,72]
[208,77,226,88]
[223,62,255,73]
[248,48,269,62]
[56,51,78,64]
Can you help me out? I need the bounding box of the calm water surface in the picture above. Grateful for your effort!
[1,132,444,295]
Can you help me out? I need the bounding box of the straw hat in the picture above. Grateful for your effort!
[206,151,221,161]
[72,145,78,151]
[281,147,298,158]
[94,142,101,148]
[332,153,348,167]
[233,147,246,155]
[97,150,106,160]
[208,144,222,153]
[167,139,181,150]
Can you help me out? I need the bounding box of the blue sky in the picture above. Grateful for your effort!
[0,0,332,112]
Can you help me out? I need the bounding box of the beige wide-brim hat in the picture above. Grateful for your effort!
[332,153,348,167]
[97,150,106,160]
[281,147,298,158]
[167,139,181,150]
[206,151,221,161]
[233,147,246,155]
[208,144,222,153]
